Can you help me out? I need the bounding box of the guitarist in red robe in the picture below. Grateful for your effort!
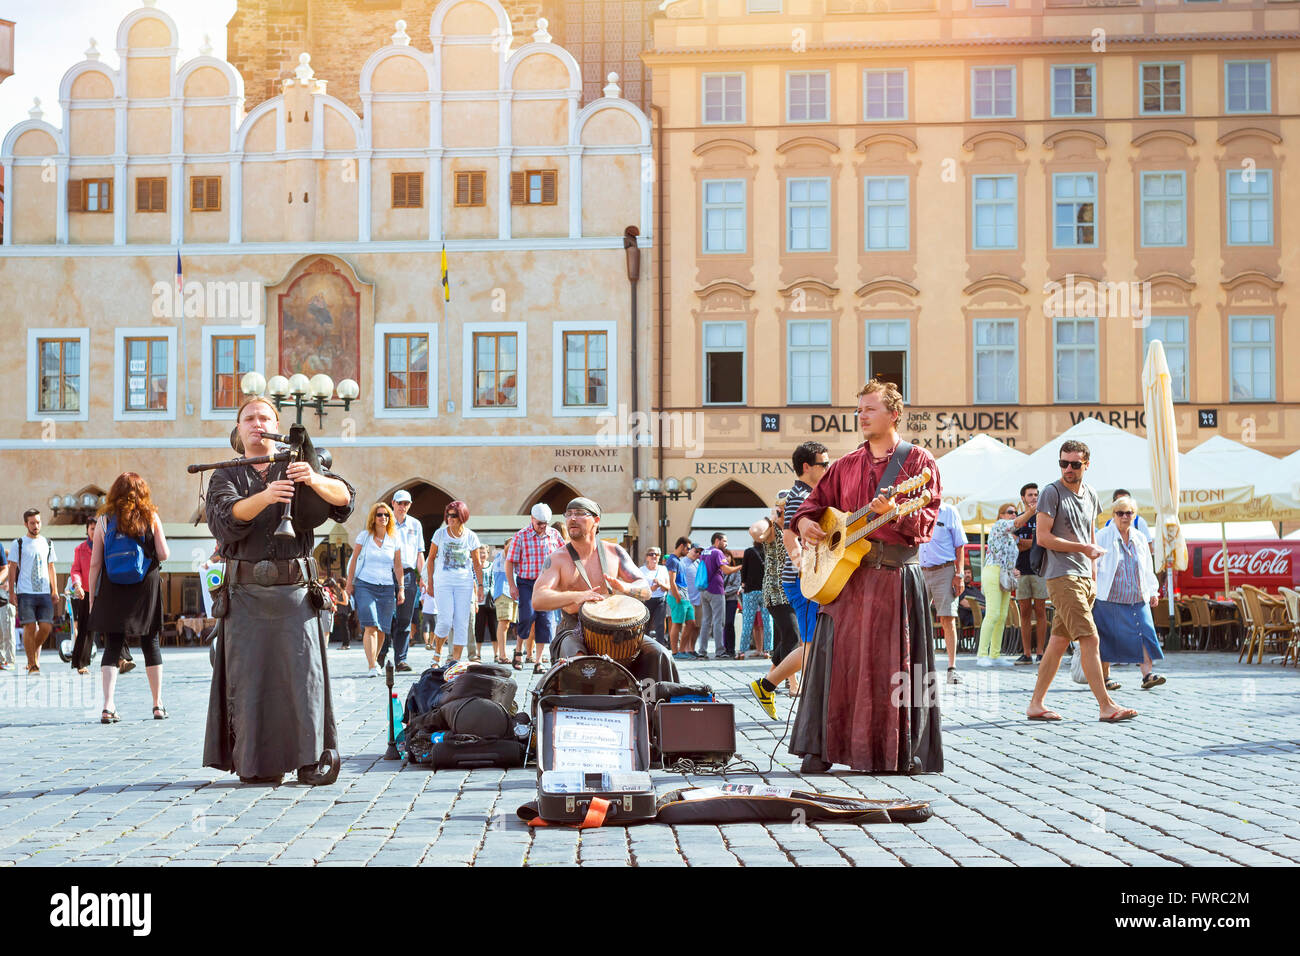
[791,379,944,774]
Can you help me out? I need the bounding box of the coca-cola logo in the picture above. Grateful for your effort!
[1206,547,1292,577]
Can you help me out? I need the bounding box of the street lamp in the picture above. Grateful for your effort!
[633,474,697,551]
[49,491,103,522]
[242,370,360,428]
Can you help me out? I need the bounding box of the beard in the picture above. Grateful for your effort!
[568,524,590,542]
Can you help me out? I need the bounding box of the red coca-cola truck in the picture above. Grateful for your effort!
[1177,540,1299,597]
[962,539,1298,598]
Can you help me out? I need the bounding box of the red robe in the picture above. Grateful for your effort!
[791,440,944,773]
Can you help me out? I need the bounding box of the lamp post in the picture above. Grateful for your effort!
[239,371,361,428]
[633,476,697,552]
[48,491,104,523]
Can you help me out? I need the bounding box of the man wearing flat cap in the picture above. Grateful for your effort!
[506,502,566,674]
[531,497,679,684]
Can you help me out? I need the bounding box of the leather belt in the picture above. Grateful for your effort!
[921,560,956,571]
[862,544,920,570]
[228,557,315,586]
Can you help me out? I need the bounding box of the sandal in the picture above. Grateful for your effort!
[512,650,523,671]
[153,706,169,720]
[100,710,120,724]
[1105,679,1121,691]
[1099,708,1138,723]
[532,662,545,674]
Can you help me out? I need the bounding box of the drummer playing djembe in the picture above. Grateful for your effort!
[530,497,679,685]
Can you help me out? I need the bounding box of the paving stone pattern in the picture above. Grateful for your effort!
[1,647,1297,866]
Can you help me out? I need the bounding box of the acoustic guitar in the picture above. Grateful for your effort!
[798,468,933,604]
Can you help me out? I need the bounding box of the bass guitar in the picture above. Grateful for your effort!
[798,468,932,604]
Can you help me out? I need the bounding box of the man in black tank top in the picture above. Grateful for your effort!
[531,497,679,685]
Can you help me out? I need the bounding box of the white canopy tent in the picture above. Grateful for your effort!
[933,434,1030,516]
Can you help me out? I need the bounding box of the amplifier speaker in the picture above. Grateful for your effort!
[655,701,736,765]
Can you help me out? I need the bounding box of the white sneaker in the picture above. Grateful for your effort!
[975,657,995,668]
[995,657,1016,667]
[367,666,380,677]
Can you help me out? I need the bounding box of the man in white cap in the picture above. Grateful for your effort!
[379,489,424,672]
[505,502,565,673]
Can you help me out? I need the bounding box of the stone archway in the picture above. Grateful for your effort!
[382,479,455,547]
[519,478,581,519]
[699,480,766,509]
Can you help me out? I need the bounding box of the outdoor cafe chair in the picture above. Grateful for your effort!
[1278,586,1300,668]
[1240,585,1291,665]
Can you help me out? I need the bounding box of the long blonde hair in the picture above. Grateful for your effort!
[366,501,396,538]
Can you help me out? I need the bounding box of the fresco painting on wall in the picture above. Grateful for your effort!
[278,259,361,385]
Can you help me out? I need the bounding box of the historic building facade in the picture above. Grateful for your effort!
[0,0,653,599]
[644,0,1300,541]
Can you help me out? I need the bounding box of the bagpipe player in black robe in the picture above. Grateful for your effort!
[202,396,355,785]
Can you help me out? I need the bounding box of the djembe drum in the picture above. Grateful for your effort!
[579,594,650,665]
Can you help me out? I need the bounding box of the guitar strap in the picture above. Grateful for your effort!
[873,440,915,498]
[567,542,611,595]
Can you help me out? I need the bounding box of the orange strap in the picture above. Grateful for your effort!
[526,797,612,829]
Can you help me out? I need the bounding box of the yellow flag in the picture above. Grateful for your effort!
[440,243,450,302]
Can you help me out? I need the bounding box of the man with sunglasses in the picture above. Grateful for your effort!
[1027,440,1138,723]
[506,504,565,673]
[530,498,678,684]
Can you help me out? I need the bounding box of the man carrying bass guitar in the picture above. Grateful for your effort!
[788,379,944,775]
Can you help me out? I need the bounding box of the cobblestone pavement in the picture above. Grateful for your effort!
[1,645,1298,866]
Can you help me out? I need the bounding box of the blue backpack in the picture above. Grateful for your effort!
[694,552,710,591]
[103,517,149,585]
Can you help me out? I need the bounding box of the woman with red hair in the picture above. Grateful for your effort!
[88,472,170,723]
[428,500,484,662]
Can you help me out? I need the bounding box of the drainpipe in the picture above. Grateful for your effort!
[651,103,666,552]
[624,225,641,554]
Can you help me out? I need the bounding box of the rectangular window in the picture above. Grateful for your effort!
[211,335,255,411]
[1227,170,1272,245]
[1051,65,1095,117]
[787,320,831,405]
[973,319,1018,404]
[1054,318,1098,403]
[67,178,113,213]
[37,338,81,413]
[971,66,1015,118]
[1141,172,1186,247]
[863,176,908,251]
[453,170,486,207]
[703,322,745,405]
[511,169,558,205]
[702,73,745,124]
[124,337,168,411]
[1225,60,1269,114]
[190,176,221,212]
[786,177,831,252]
[1053,173,1097,248]
[135,177,166,213]
[391,172,423,209]
[385,334,430,409]
[972,175,1017,250]
[865,320,909,401]
[702,179,746,254]
[562,331,608,407]
[473,332,518,408]
[1141,62,1184,114]
[863,69,906,121]
[787,71,829,122]
[1143,318,1188,403]
[1229,316,1274,402]
[747,0,783,13]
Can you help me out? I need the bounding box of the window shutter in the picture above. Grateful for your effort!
[541,169,557,205]
[391,173,404,208]
[104,177,113,213]
[136,178,149,211]
[152,177,166,211]
[470,172,485,207]
[511,171,527,205]
[67,178,83,213]
[206,177,220,211]
[408,172,422,208]
[191,177,204,211]
[455,172,470,206]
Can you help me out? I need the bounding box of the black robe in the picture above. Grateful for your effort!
[202,461,355,778]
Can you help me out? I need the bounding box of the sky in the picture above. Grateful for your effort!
[0,0,238,136]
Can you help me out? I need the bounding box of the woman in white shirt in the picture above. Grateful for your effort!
[428,500,484,662]
[346,502,404,677]
[1094,496,1165,691]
